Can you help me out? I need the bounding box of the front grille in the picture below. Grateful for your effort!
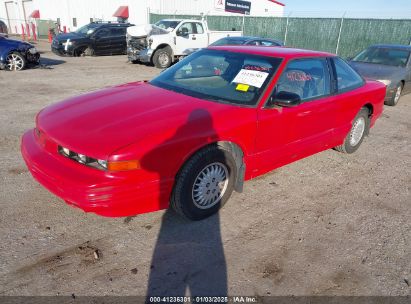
[58,146,106,170]
[128,37,147,51]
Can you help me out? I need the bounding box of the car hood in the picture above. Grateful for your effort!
[0,37,33,49]
[348,61,404,80]
[127,24,170,38]
[37,82,243,159]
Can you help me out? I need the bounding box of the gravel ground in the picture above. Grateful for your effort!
[0,40,410,297]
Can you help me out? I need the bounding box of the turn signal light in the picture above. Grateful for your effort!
[107,160,140,171]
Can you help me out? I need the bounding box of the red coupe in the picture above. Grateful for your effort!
[21,46,386,220]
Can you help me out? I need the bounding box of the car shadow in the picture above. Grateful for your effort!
[141,109,228,297]
[39,57,66,66]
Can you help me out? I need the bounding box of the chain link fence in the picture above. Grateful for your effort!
[150,13,411,58]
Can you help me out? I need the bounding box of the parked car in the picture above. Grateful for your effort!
[21,46,386,220]
[0,36,40,71]
[51,21,133,56]
[348,44,411,106]
[210,36,283,47]
[0,20,8,34]
[127,18,242,68]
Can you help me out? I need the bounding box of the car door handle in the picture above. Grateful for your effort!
[192,36,196,40]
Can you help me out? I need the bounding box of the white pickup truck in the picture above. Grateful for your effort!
[127,19,242,68]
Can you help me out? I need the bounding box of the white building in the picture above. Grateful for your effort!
[0,0,284,34]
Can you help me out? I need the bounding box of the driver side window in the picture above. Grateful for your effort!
[275,58,331,101]
[95,28,109,38]
[177,23,194,35]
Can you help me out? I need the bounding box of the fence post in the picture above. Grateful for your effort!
[147,7,150,24]
[335,12,346,55]
[284,12,291,46]
[242,15,245,33]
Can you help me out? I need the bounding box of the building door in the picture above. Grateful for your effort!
[5,1,19,34]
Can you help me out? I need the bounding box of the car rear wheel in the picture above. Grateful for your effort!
[153,46,172,69]
[5,52,26,71]
[335,107,370,154]
[385,83,402,106]
[170,145,236,221]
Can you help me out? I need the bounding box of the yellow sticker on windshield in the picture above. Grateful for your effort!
[236,83,249,92]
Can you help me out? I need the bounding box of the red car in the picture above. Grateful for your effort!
[21,46,386,220]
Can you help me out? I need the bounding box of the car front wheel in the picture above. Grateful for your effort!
[153,47,172,69]
[335,107,370,154]
[385,83,402,106]
[171,145,236,220]
[5,52,26,71]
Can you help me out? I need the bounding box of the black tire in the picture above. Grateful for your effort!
[170,145,236,221]
[152,46,172,69]
[335,107,370,154]
[83,47,95,56]
[5,52,26,71]
[384,82,403,106]
[74,46,87,57]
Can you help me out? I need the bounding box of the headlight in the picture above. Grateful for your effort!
[58,146,108,170]
[62,41,74,46]
[377,79,392,87]
[28,47,37,54]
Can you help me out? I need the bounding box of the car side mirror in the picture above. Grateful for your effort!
[267,91,301,108]
[179,27,189,36]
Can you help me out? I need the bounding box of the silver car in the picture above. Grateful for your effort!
[349,44,411,106]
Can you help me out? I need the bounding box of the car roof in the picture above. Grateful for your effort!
[370,44,411,51]
[159,19,184,22]
[92,22,131,27]
[207,45,335,59]
[222,36,277,41]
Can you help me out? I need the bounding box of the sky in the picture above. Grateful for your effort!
[281,0,411,18]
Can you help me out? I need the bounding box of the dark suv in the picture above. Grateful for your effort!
[0,20,8,35]
[51,22,133,56]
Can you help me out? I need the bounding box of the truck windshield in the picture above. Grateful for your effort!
[150,49,282,106]
[154,20,181,30]
[75,23,100,35]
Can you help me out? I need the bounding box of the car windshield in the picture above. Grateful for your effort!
[150,49,282,106]
[353,47,411,67]
[211,38,247,46]
[75,23,100,35]
[154,20,181,30]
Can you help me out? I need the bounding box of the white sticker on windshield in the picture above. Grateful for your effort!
[232,69,269,88]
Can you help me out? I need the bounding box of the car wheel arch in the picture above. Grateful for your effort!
[360,103,373,135]
[174,141,246,194]
[152,44,173,61]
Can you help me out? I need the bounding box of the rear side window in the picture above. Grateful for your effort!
[275,58,331,101]
[194,22,204,34]
[261,40,278,46]
[333,57,364,92]
[109,27,126,36]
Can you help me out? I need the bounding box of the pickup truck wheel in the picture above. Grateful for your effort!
[385,83,402,106]
[5,52,26,71]
[171,145,236,221]
[335,107,370,154]
[153,47,172,69]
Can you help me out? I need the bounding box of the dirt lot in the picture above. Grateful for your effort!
[0,39,410,297]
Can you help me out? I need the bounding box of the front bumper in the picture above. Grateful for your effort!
[21,129,169,217]
[51,43,74,56]
[127,47,153,63]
